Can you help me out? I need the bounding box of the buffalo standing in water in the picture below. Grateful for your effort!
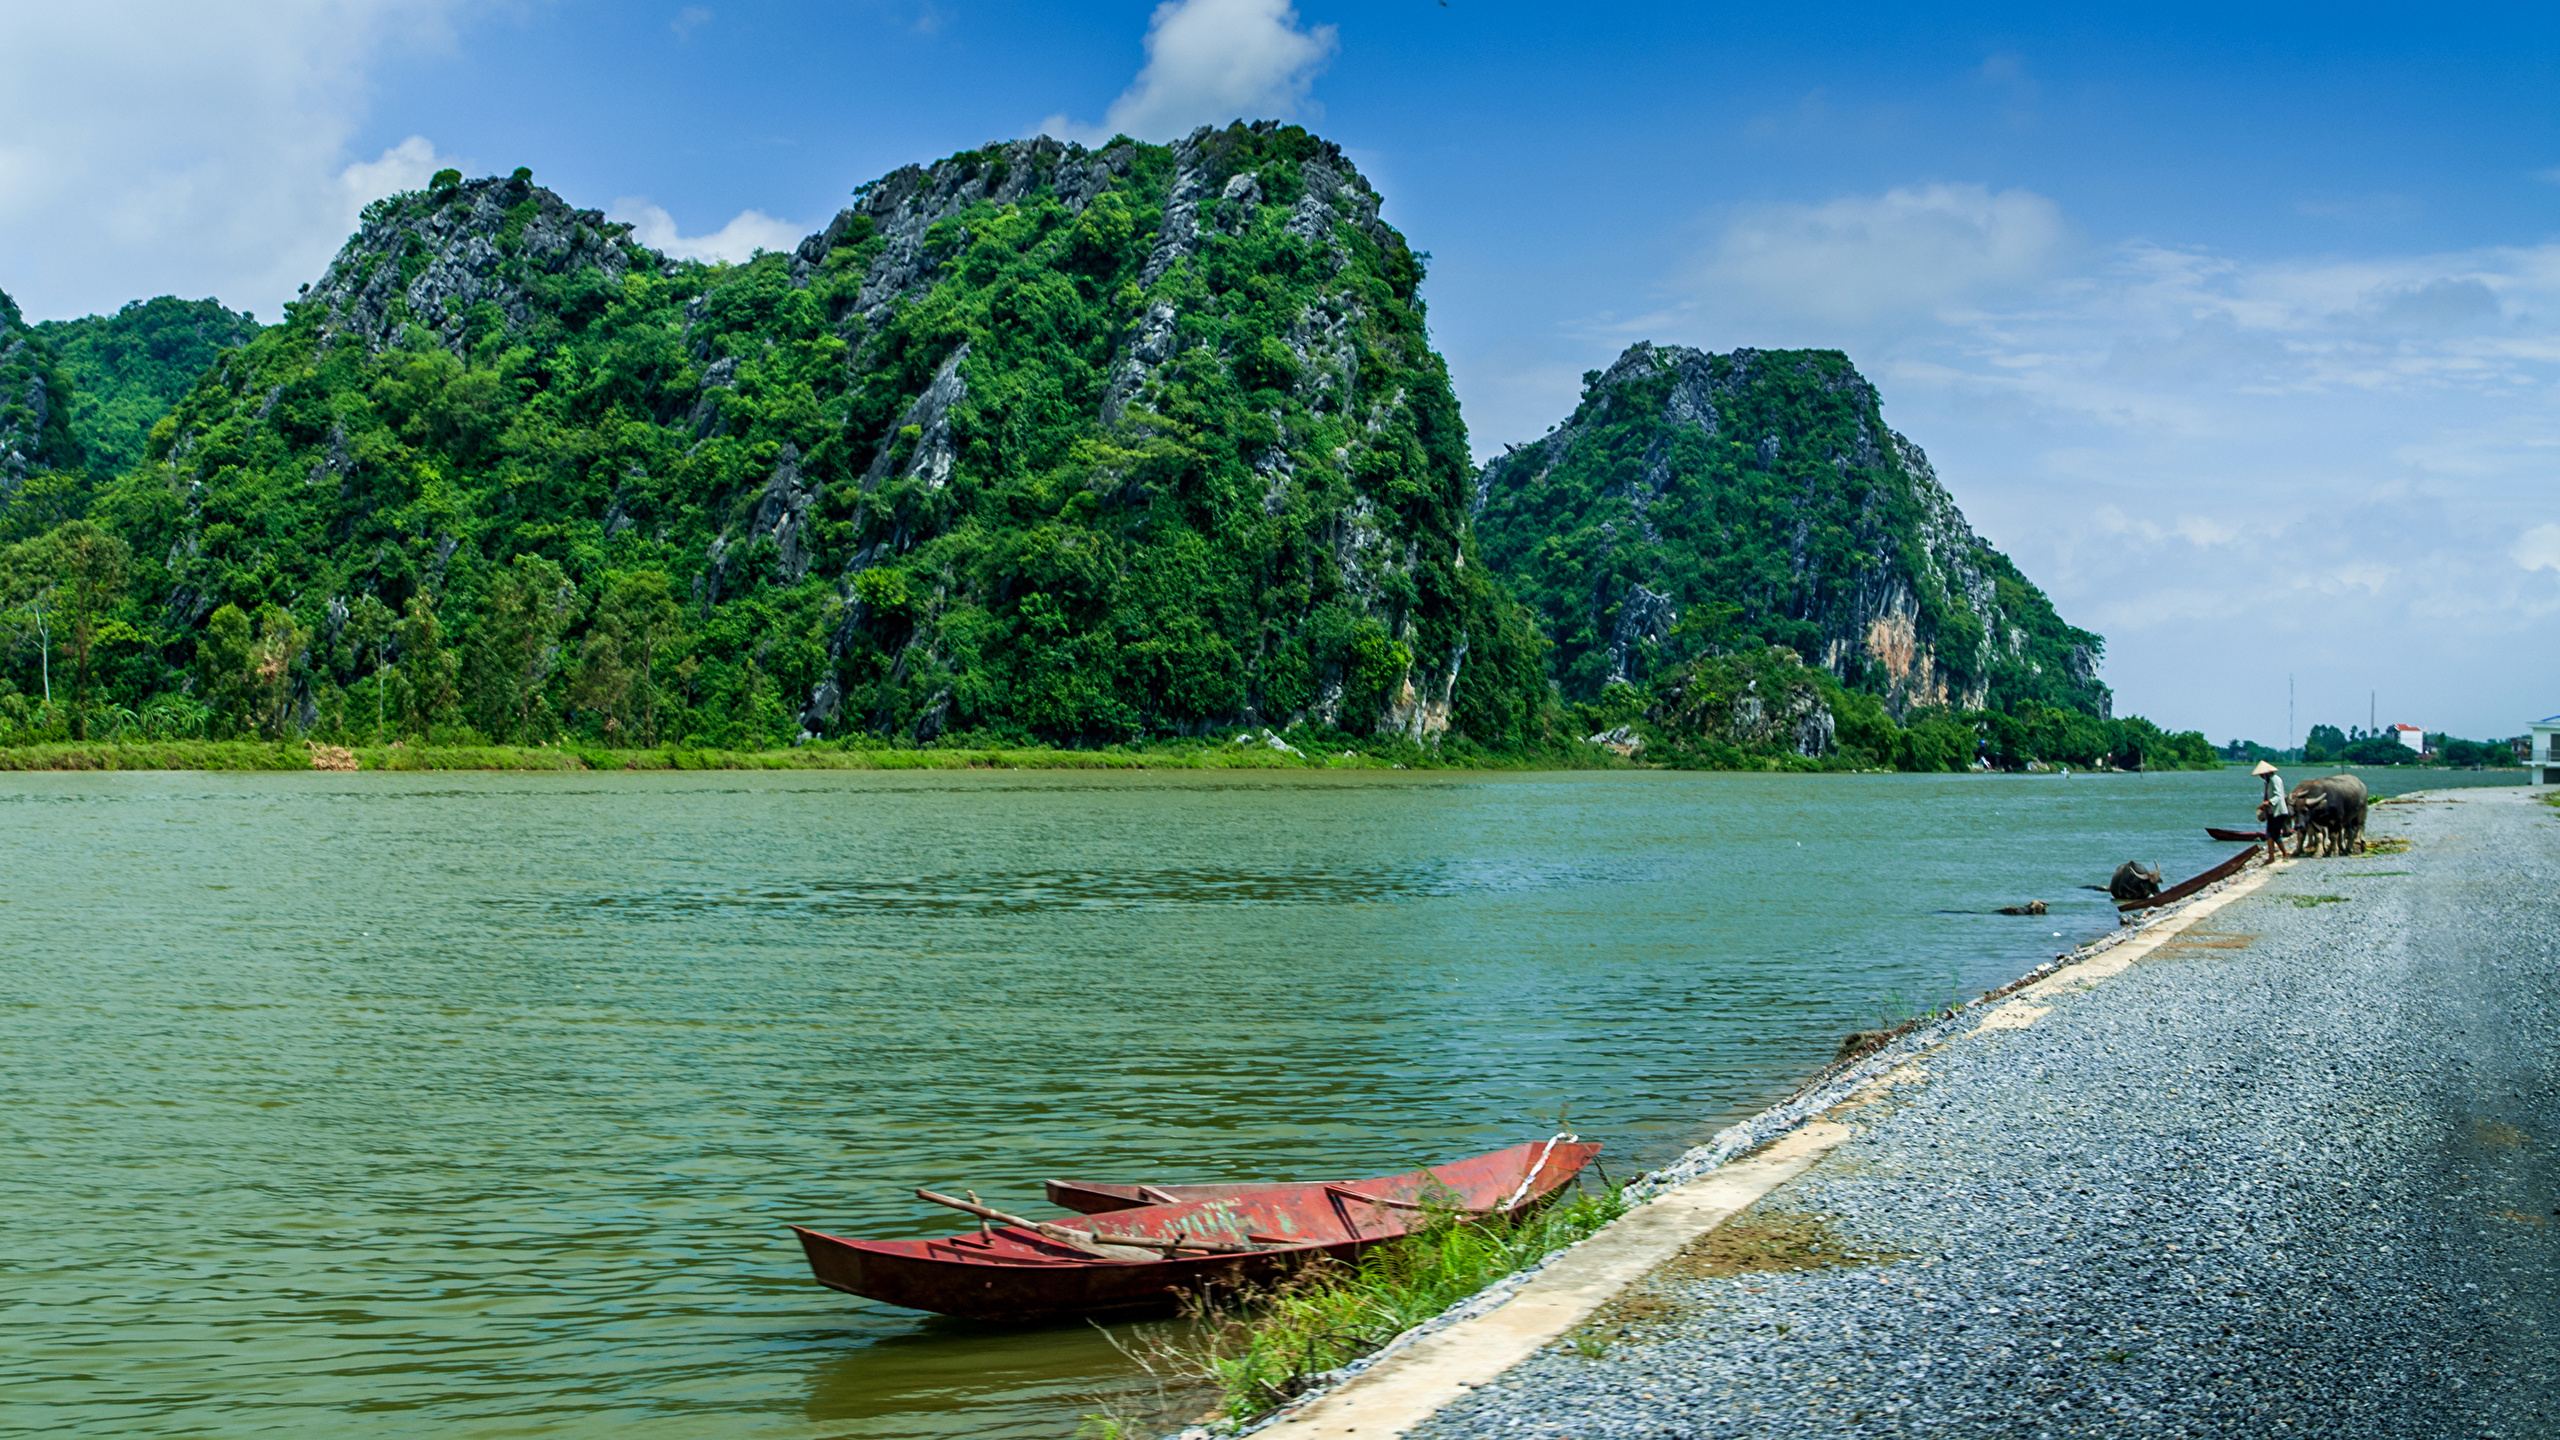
[2109,862,2163,901]
[2288,775,2370,856]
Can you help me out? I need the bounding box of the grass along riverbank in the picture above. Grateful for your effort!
[1084,1187,1627,1437]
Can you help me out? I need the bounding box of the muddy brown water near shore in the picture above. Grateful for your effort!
[0,765,2512,1438]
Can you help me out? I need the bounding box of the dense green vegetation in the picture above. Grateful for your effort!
[0,126,2213,773]
[0,290,87,494]
[1587,644,2214,772]
[2220,729,2521,768]
[33,297,261,476]
[0,734,1543,772]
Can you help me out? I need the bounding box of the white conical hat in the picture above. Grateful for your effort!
[2252,760,2278,776]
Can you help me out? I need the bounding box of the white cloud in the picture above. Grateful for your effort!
[0,2,484,321]
[340,135,469,214]
[1693,183,2069,328]
[607,199,803,263]
[671,6,712,40]
[1039,0,1338,145]
[2515,524,2560,574]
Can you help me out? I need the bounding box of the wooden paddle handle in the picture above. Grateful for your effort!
[915,1187,1262,1255]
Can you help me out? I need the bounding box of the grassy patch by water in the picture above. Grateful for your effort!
[0,740,319,771]
[1088,1188,1627,1433]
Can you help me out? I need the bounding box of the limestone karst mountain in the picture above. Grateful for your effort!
[57,126,1549,748]
[1471,341,2110,720]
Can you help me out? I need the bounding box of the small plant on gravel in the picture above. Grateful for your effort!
[1152,1185,1629,1421]
[2290,894,2350,908]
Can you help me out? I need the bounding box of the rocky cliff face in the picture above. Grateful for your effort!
[0,289,85,492]
[1471,342,2108,719]
[304,174,657,354]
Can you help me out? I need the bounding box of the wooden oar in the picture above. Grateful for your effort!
[915,1189,1261,1259]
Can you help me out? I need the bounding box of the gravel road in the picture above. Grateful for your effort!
[1403,786,2559,1439]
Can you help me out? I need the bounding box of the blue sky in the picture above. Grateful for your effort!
[5,1,2557,742]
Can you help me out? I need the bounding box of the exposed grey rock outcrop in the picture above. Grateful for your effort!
[1605,584,1676,687]
[0,288,81,487]
[739,443,819,581]
[859,344,969,494]
[792,136,1138,329]
[304,176,654,354]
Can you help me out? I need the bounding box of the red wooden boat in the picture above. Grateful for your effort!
[2205,826,2267,843]
[791,1137,1601,1322]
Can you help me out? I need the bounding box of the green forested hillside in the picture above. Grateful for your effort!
[36,297,262,475]
[1,291,86,487]
[1473,343,2109,718]
[0,129,1552,750]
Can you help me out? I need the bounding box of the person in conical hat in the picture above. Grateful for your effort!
[2253,759,2289,856]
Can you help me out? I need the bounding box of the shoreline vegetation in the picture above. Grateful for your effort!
[0,734,1603,773]
[1084,1186,1630,1437]
[0,734,2534,776]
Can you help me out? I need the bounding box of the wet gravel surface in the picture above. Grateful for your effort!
[1405,788,2560,1439]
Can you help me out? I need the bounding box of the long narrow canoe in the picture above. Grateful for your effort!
[791,1137,1601,1322]
[2119,846,2259,912]
[2205,826,2268,843]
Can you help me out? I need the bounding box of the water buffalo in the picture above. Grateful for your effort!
[2287,775,2370,856]
[2109,862,2163,901]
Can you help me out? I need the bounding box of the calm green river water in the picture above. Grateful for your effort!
[0,765,2510,1438]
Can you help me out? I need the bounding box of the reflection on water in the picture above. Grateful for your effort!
[518,857,1653,918]
[0,765,2507,1438]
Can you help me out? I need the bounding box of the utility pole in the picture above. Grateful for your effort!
[2370,690,2376,737]
[30,586,52,706]
[2289,673,2295,756]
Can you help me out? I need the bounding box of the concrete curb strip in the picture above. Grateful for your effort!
[1223,856,2288,1440]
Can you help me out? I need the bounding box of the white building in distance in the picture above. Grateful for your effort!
[2533,715,2559,786]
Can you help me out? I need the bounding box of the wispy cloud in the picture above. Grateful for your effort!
[671,6,711,40]
[2516,524,2560,574]
[1690,183,2070,327]
[1038,0,1337,145]
[608,199,802,263]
